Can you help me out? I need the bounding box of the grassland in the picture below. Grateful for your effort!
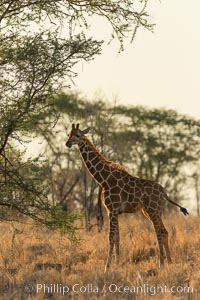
[0,212,199,299]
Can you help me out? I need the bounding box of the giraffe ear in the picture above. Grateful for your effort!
[81,127,90,135]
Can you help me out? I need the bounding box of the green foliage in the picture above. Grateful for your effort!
[44,204,82,238]
[0,0,154,234]
[0,0,154,49]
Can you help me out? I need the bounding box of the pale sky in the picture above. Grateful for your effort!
[74,0,200,119]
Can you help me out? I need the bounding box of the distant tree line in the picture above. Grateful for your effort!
[34,91,200,230]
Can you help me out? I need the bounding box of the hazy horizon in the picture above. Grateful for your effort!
[72,0,200,120]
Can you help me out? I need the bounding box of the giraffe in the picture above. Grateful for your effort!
[66,124,189,272]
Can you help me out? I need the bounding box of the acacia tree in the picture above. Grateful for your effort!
[0,1,153,232]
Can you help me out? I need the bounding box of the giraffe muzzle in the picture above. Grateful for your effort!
[66,141,72,148]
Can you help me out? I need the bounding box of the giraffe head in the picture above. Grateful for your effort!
[66,123,90,148]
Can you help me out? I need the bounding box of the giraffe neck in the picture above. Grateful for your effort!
[78,137,110,185]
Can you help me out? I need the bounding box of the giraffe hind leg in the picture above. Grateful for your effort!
[146,211,172,267]
[142,208,172,266]
[161,224,172,264]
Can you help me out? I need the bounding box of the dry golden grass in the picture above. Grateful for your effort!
[0,213,199,299]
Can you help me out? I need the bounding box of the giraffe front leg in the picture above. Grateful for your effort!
[104,213,118,273]
[114,219,120,264]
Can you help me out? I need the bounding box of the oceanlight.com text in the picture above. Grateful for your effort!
[35,283,194,296]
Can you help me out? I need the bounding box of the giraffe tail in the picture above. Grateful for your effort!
[180,207,189,216]
[163,192,189,216]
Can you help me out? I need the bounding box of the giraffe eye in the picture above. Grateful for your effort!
[76,134,80,138]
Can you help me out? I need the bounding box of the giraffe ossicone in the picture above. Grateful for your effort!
[66,123,189,272]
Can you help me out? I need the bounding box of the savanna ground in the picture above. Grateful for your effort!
[0,212,199,300]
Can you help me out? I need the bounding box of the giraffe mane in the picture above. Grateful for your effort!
[109,162,128,172]
[83,137,128,173]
